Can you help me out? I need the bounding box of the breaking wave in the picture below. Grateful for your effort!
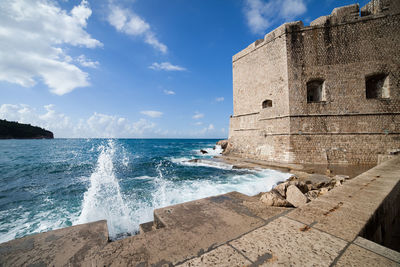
[76,140,134,238]
[0,139,291,243]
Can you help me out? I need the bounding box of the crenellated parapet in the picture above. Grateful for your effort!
[310,4,360,26]
[234,0,400,65]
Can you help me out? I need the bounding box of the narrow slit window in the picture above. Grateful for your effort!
[307,79,325,103]
[366,74,390,99]
[262,99,272,109]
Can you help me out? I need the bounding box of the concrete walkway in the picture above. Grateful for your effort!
[1,156,399,266]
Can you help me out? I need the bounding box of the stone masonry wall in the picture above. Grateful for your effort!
[229,23,292,161]
[285,2,400,164]
[229,0,400,164]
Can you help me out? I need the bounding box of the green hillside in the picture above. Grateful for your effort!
[0,119,54,139]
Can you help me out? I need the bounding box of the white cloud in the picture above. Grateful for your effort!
[107,5,167,53]
[0,103,73,136]
[140,110,163,118]
[244,0,306,34]
[192,112,204,120]
[281,0,307,18]
[197,124,215,135]
[77,55,99,68]
[149,62,186,71]
[79,113,155,137]
[216,97,224,102]
[0,104,157,138]
[163,90,176,95]
[194,121,203,126]
[0,0,102,95]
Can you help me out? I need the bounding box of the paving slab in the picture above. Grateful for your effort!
[335,244,399,267]
[154,192,266,230]
[0,220,108,267]
[176,244,252,267]
[229,216,347,266]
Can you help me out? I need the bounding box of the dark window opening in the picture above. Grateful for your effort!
[366,74,389,99]
[307,79,325,103]
[262,99,272,109]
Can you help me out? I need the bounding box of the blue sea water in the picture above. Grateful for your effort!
[0,139,290,243]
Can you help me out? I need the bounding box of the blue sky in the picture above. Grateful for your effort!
[0,0,370,138]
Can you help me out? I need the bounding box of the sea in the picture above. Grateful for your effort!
[0,139,291,243]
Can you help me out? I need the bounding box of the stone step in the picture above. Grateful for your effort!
[0,220,109,266]
[81,191,291,266]
[139,221,154,234]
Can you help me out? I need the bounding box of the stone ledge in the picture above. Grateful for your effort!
[0,220,109,266]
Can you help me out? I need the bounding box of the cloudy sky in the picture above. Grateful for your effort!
[0,0,369,138]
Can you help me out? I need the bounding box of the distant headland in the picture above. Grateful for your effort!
[0,119,54,139]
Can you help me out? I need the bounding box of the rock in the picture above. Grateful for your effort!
[288,180,309,194]
[188,159,200,163]
[334,180,342,187]
[305,174,333,190]
[319,187,329,195]
[305,190,320,200]
[216,140,229,149]
[288,175,299,182]
[216,140,233,154]
[200,149,208,154]
[260,191,292,207]
[306,184,313,192]
[333,175,350,181]
[286,185,309,207]
[273,182,289,197]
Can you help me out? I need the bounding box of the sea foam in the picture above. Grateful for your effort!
[74,140,291,239]
[76,140,135,238]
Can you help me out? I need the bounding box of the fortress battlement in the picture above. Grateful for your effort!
[234,0,400,63]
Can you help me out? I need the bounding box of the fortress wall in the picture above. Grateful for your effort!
[286,13,400,116]
[229,0,400,164]
[229,116,293,162]
[289,134,400,164]
[289,114,400,134]
[232,25,289,117]
[229,23,292,161]
[228,133,293,163]
[283,8,400,164]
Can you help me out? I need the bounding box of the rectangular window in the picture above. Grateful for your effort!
[307,80,326,103]
[366,74,390,99]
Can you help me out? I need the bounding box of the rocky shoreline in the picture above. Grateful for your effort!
[259,173,349,208]
[199,140,363,209]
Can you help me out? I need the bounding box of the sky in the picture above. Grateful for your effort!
[0,0,370,138]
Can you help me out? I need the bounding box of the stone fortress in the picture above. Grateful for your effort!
[228,0,400,165]
[1,1,400,265]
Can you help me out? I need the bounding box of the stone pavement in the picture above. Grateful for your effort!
[179,156,400,266]
[0,156,399,266]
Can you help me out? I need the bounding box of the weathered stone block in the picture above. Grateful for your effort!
[286,185,309,207]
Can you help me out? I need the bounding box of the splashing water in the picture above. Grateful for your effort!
[76,140,134,237]
[0,139,292,243]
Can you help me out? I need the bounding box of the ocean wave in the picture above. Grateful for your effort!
[170,157,233,170]
[0,139,291,243]
[76,140,135,238]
